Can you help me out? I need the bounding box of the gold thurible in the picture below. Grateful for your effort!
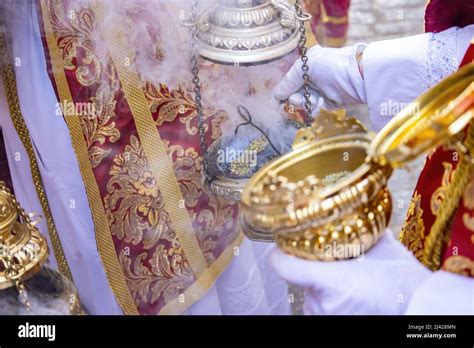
[241,64,474,260]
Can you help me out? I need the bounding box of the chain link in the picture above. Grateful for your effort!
[294,0,313,124]
[188,0,213,183]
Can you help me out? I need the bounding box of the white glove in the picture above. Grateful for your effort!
[405,270,474,315]
[270,231,431,315]
[274,44,367,107]
[287,87,326,117]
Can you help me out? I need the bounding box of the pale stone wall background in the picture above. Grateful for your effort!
[290,0,428,315]
[347,0,426,44]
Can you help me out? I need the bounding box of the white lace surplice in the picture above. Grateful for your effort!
[363,25,474,132]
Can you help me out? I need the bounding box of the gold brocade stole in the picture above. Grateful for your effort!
[400,49,474,275]
[41,0,243,315]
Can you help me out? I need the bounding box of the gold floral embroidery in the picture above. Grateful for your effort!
[120,247,194,306]
[50,0,118,88]
[229,137,269,177]
[144,83,225,139]
[49,0,120,168]
[443,255,474,277]
[400,191,425,260]
[84,85,120,168]
[104,135,238,305]
[166,141,238,264]
[142,82,237,264]
[104,135,172,248]
[462,173,474,232]
[48,0,240,311]
[463,175,474,209]
[431,162,455,216]
[145,84,194,126]
[104,135,195,305]
[463,214,474,232]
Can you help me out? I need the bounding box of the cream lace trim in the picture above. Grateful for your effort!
[421,27,459,92]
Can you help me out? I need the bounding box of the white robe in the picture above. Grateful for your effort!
[363,25,474,131]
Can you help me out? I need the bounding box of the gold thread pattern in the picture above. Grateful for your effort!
[103,135,195,306]
[41,0,139,315]
[400,191,426,261]
[462,175,474,232]
[91,3,244,314]
[423,123,474,271]
[91,3,209,277]
[443,255,474,276]
[43,0,245,314]
[85,85,121,168]
[430,162,455,216]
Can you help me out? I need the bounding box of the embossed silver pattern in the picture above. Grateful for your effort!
[195,0,301,65]
[209,179,245,202]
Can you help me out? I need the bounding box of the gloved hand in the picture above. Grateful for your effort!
[270,231,431,315]
[274,44,367,107]
[282,87,326,117]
